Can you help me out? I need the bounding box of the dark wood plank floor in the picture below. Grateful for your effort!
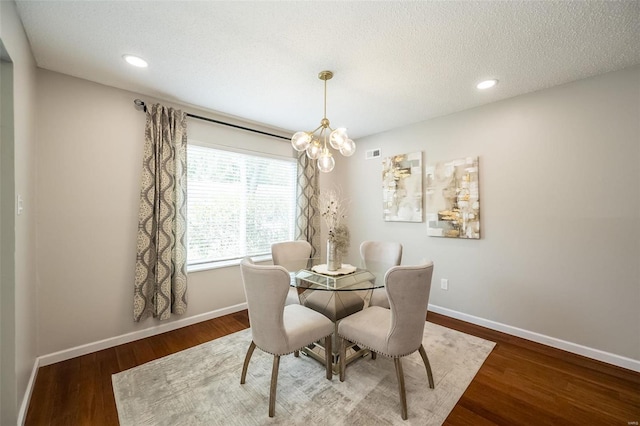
[25,310,640,425]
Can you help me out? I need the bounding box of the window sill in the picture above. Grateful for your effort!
[187,254,272,273]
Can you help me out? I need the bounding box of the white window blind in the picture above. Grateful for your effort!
[187,144,297,266]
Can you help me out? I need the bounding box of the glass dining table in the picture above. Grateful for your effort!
[291,264,385,373]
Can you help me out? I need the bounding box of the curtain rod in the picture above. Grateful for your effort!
[133,99,290,141]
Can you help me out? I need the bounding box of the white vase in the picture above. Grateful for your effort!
[327,240,342,271]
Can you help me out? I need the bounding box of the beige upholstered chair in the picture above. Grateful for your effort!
[239,257,334,417]
[359,241,403,309]
[271,240,313,305]
[338,261,435,420]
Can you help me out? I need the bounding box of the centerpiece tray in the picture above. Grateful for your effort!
[311,264,357,276]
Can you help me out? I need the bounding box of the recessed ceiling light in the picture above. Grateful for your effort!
[477,79,498,90]
[123,54,148,68]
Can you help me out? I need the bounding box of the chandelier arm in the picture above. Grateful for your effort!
[319,127,327,149]
[310,124,324,134]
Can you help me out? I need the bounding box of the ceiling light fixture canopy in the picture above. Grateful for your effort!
[291,70,355,173]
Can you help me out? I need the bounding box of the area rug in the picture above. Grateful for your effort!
[112,322,495,425]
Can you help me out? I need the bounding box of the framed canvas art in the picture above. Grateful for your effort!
[382,151,423,222]
[426,156,480,238]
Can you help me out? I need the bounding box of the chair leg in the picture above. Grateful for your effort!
[268,355,280,417]
[371,351,377,360]
[339,337,347,382]
[418,344,435,389]
[394,358,408,420]
[322,335,332,379]
[240,341,256,384]
[294,350,299,357]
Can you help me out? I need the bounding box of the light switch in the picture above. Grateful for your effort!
[16,194,23,215]
[440,278,448,291]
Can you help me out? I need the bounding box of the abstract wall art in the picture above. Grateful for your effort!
[382,151,423,222]
[426,156,480,239]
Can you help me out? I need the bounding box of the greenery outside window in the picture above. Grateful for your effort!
[187,143,297,268]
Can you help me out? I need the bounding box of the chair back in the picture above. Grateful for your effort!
[385,261,434,356]
[360,240,402,276]
[239,257,290,353]
[272,240,312,272]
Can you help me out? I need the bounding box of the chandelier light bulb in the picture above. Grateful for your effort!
[305,139,322,160]
[339,139,356,157]
[329,128,348,149]
[292,131,312,151]
[317,150,335,173]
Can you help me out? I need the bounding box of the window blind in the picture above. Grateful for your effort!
[187,144,297,266]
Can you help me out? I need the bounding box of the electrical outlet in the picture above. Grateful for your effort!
[440,278,448,291]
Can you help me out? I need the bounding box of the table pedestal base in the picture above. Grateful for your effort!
[293,268,380,374]
[300,338,373,375]
[298,290,374,374]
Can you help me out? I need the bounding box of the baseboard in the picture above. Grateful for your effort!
[428,304,640,373]
[17,358,40,425]
[38,302,247,367]
[19,303,247,424]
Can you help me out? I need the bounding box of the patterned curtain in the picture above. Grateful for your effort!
[134,104,188,322]
[295,151,321,258]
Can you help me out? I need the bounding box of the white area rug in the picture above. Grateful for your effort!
[112,322,495,425]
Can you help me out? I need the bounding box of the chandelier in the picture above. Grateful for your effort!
[291,70,356,173]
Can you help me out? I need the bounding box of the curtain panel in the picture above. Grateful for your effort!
[295,151,321,258]
[134,104,188,322]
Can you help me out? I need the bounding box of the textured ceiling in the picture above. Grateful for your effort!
[14,1,640,139]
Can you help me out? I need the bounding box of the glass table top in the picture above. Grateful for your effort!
[293,268,381,291]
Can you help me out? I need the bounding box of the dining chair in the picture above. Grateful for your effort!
[239,257,334,417]
[359,241,403,309]
[272,240,313,305]
[338,261,435,420]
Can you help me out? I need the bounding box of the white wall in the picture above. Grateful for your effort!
[35,69,293,356]
[0,1,39,423]
[331,66,640,361]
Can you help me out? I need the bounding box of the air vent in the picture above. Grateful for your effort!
[366,148,381,160]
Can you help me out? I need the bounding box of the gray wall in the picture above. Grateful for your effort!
[328,66,640,360]
[0,1,39,423]
[33,63,640,365]
[35,68,293,357]
[1,55,16,426]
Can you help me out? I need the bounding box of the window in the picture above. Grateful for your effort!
[187,143,297,267]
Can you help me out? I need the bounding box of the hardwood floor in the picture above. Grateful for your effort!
[25,311,639,425]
